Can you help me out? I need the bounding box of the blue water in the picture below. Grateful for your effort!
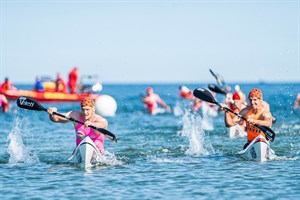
[1,83,300,199]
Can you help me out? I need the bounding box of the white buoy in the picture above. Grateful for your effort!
[95,95,117,117]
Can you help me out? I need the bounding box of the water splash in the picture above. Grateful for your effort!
[201,102,218,131]
[6,113,39,164]
[147,155,186,164]
[173,101,184,116]
[180,109,215,156]
[269,155,298,161]
[98,151,123,166]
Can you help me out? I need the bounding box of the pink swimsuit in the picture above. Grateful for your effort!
[75,117,105,152]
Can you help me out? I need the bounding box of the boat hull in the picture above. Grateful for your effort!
[0,89,99,102]
[237,135,273,162]
[68,136,101,169]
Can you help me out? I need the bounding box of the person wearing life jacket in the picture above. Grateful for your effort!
[55,73,68,93]
[68,67,79,94]
[223,88,273,148]
[34,76,44,92]
[1,77,15,91]
[243,89,276,123]
[0,94,10,113]
[142,87,171,115]
[47,96,108,153]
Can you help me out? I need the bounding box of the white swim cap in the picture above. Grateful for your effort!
[180,85,190,93]
[234,85,240,92]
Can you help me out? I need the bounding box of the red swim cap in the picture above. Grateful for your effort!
[81,96,95,108]
[232,93,241,100]
[248,88,263,99]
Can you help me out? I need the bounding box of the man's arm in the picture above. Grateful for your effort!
[48,108,74,123]
[293,93,300,109]
[156,96,171,110]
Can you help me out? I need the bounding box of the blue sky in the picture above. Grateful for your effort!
[0,0,299,84]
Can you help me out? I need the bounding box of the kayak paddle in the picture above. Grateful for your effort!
[208,83,228,95]
[16,96,117,142]
[209,69,227,88]
[193,88,276,142]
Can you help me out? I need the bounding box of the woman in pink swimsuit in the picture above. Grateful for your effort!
[47,97,108,153]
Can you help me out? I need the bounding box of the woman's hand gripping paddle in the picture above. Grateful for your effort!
[193,88,275,142]
[16,96,117,142]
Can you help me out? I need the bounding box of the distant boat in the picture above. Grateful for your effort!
[0,75,102,102]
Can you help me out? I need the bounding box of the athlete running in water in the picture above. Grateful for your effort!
[142,87,171,115]
[47,97,108,153]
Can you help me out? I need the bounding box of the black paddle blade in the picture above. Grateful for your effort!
[98,128,117,143]
[193,88,218,105]
[209,69,218,79]
[90,125,117,142]
[257,125,276,142]
[208,83,228,95]
[16,96,47,111]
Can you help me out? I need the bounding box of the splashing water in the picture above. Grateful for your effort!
[6,114,39,164]
[173,101,184,116]
[98,151,123,166]
[180,109,215,156]
[173,100,192,116]
[201,102,218,131]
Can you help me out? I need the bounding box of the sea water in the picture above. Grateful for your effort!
[0,83,299,199]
